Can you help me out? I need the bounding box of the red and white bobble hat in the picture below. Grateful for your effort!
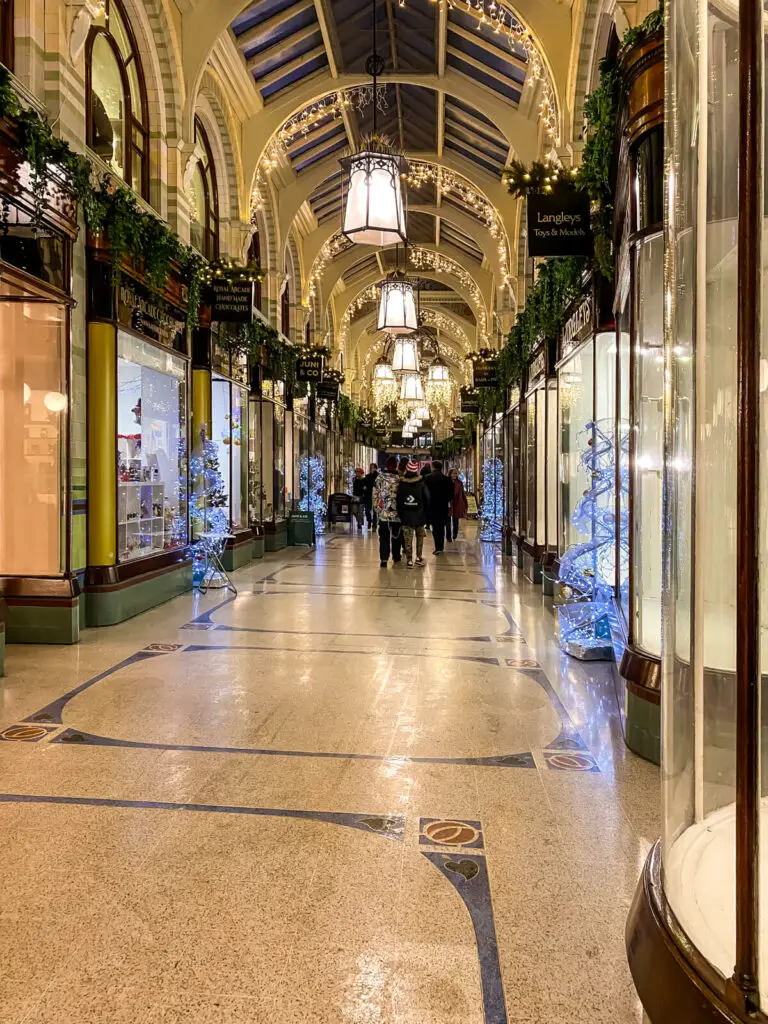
[406,459,419,474]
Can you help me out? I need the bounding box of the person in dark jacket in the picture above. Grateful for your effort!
[396,458,430,566]
[352,467,365,529]
[448,467,468,540]
[361,463,378,528]
[373,455,403,566]
[424,460,453,554]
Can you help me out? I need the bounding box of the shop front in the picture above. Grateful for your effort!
[613,22,664,762]
[86,248,192,626]
[0,119,80,644]
[255,377,289,551]
[210,333,251,568]
[521,339,557,584]
[556,277,618,587]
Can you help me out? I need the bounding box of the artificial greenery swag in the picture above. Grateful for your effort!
[0,66,207,324]
[503,4,662,282]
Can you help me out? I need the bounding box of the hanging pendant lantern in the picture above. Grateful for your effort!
[341,148,408,247]
[373,356,395,381]
[391,335,420,373]
[378,272,418,335]
[399,372,424,403]
[428,356,450,382]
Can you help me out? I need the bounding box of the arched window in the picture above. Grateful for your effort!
[189,118,219,261]
[86,0,149,198]
[281,279,290,339]
[248,231,262,311]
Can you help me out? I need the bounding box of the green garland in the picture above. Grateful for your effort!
[503,5,663,282]
[0,66,207,325]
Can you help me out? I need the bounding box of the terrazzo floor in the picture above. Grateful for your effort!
[0,523,658,1023]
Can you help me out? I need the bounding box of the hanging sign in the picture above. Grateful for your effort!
[297,354,323,382]
[472,359,498,389]
[527,189,592,258]
[210,279,254,323]
[317,379,340,401]
[461,390,480,414]
[117,277,186,352]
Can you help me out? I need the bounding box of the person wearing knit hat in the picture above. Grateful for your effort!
[373,455,403,566]
[396,458,430,566]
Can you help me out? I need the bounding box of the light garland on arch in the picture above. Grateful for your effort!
[403,161,512,287]
[306,232,352,306]
[408,246,487,335]
[261,86,389,175]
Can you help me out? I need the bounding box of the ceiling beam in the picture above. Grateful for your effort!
[236,0,315,51]
[437,0,447,78]
[436,91,445,158]
[250,45,326,87]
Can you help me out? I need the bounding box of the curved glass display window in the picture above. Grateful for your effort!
[524,395,536,541]
[117,333,187,561]
[248,394,261,526]
[632,232,664,657]
[627,0,768,1017]
[558,341,594,553]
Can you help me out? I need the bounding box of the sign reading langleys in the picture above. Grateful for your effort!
[527,189,592,259]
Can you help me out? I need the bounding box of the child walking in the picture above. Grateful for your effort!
[396,458,430,567]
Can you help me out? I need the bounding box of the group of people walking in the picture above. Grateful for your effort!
[353,457,468,568]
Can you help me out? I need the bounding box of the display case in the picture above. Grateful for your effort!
[522,339,557,584]
[502,385,522,563]
[625,7,768,1020]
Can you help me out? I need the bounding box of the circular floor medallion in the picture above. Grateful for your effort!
[2,725,48,741]
[423,820,479,846]
[547,753,595,771]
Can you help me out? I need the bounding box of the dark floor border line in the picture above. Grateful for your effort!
[0,792,406,840]
[50,728,537,769]
[256,579,485,595]
[180,642,501,665]
[423,851,508,1024]
[190,623,494,644]
[261,562,497,592]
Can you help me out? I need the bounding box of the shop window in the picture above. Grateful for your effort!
[558,342,594,553]
[190,118,219,261]
[0,279,67,576]
[86,0,149,199]
[212,377,247,528]
[0,196,67,291]
[116,333,188,562]
[0,0,13,70]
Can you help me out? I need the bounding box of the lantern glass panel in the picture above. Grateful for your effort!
[378,278,418,335]
[342,152,406,247]
[392,337,420,372]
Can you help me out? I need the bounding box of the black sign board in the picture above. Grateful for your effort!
[297,354,323,382]
[317,379,340,402]
[461,390,480,414]
[211,279,254,323]
[527,189,592,258]
[117,277,186,353]
[472,360,498,389]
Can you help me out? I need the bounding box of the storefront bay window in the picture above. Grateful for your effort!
[117,333,187,561]
[0,275,68,576]
[558,336,594,554]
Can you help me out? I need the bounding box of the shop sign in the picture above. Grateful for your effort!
[527,189,592,258]
[317,379,339,401]
[117,279,185,351]
[297,354,323,382]
[210,279,255,323]
[528,346,547,384]
[561,294,593,357]
[472,359,498,389]
[461,390,480,414]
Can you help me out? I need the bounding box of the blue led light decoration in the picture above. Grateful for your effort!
[556,419,629,659]
[480,457,503,541]
[298,454,327,533]
[189,425,231,585]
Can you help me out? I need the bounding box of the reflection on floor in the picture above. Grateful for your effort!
[0,523,658,1023]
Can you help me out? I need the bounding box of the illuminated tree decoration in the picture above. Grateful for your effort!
[480,457,503,542]
[556,419,629,659]
[298,454,327,534]
[189,426,230,585]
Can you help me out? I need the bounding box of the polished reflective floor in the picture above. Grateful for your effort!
[0,524,658,1023]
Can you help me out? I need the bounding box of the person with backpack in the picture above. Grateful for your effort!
[373,455,403,566]
[424,460,454,555]
[396,458,430,567]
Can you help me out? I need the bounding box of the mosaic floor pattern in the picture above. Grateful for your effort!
[0,524,658,1023]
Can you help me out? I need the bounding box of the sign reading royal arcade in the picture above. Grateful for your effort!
[527,188,592,258]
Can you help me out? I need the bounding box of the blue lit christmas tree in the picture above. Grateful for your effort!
[557,419,628,658]
[299,454,327,534]
[480,456,503,542]
[189,425,230,584]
